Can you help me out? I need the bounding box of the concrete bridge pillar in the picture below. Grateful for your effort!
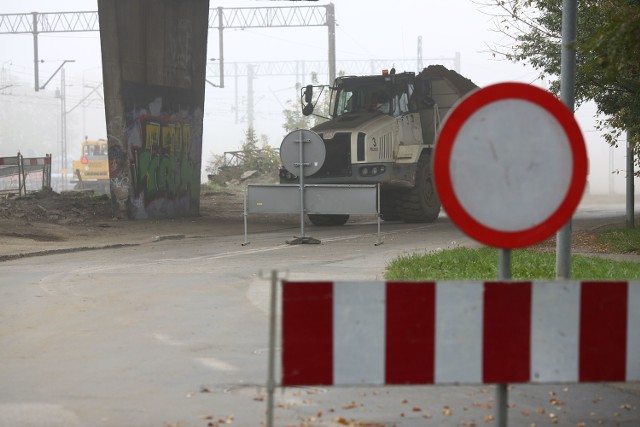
[98,0,209,219]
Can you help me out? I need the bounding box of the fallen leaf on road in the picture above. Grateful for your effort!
[342,401,359,410]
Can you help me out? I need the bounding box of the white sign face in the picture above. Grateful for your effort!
[450,99,573,231]
[434,83,587,249]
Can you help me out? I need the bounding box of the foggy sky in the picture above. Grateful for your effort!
[0,0,632,193]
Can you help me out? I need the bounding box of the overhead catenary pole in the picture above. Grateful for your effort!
[32,12,39,92]
[327,3,336,84]
[417,36,423,71]
[217,6,224,89]
[247,64,254,130]
[61,67,68,190]
[556,0,577,279]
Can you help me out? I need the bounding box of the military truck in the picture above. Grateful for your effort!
[279,64,478,225]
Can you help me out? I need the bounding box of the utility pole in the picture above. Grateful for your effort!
[556,0,577,279]
[417,36,423,71]
[60,66,68,190]
[627,130,635,228]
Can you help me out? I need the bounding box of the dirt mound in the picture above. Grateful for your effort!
[0,186,247,226]
[417,64,479,96]
[0,188,114,225]
[0,186,262,259]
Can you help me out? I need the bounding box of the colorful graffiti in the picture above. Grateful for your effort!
[127,114,201,218]
[131,115,199,204]
[118,82,203,219]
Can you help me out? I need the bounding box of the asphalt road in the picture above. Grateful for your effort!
[1,206,639,426]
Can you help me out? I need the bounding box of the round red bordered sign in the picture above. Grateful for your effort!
[434,82,587,249]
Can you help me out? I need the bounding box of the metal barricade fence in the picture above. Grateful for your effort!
[0,153,52,196]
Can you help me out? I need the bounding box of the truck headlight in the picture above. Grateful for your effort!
[358,165,386,177]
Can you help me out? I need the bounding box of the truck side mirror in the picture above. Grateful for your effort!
[302,85,315,116]
[304,85,313,103]
[302,103,314,116]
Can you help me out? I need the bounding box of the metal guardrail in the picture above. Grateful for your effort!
[0,153,52,196]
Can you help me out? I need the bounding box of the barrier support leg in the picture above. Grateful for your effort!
[18,153,25,196]
[496,383,508,427]
[265,269,278,427]
[242,188,250,246]
[374,183,383,246]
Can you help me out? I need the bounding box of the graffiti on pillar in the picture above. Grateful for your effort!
[120,81,203,219]
[105,113,130,215]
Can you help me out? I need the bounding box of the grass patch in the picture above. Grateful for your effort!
[201,182,233,193]
[598,227,640,253]
[386,246,640,281]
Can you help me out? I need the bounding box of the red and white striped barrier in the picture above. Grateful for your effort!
[0,155,20,166]
[281,281,640,386]
[22,156,51,166]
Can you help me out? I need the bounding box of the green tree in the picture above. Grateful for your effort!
[485,0,639,152]
[205,127,280,181]
[240,128,280,174]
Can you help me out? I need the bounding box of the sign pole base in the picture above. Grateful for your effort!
[286,236,321,245]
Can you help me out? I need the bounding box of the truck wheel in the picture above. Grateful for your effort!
[308,214,350,226]
[397,153,441,223]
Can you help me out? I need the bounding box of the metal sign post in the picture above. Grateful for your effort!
[288,130,321,244]
[280,129,326,245]
[496,248,511,427]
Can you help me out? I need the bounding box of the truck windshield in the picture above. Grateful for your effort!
[83,144,108,158]
[335,85,391,116]
[334,79,411,118]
